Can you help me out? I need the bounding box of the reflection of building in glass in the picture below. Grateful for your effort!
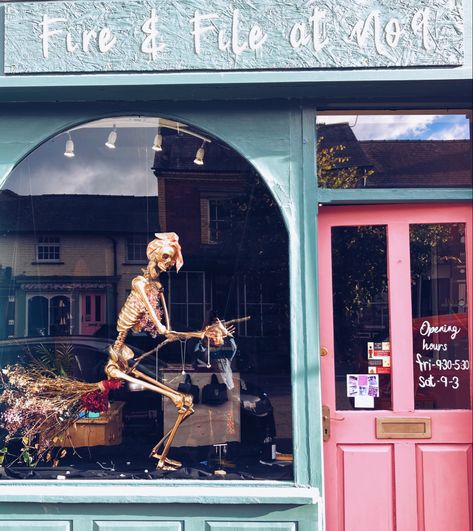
[0,191,158,339]
[317,122,472,188]
[0,133,288,354]
[153,134,288,343]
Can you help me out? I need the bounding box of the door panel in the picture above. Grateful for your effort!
[319,204,472,531]
[417,444,472,531]
[339,445,395,531]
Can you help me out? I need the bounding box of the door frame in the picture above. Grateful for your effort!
[319,202,473,531]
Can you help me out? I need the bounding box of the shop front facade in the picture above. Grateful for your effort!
[0,1,471,530]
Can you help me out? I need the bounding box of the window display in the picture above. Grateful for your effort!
[0,117,292,480]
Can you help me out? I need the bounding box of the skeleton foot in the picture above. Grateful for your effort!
[152,453,182,470]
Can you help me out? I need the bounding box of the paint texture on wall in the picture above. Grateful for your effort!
[3,0,464,74]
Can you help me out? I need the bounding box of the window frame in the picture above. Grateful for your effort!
[36,235,61,263]
[315,109,473,202]
[125,233,149,263]
[25,292,73,337]
[164,270,209,330]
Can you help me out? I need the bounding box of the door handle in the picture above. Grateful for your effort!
[322,405,330,441]
[322,405,344,441]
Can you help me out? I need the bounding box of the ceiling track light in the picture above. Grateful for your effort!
[152,130,163,152]
[64,133,75,158]
[105,126,117,149]
[193,141,206,166]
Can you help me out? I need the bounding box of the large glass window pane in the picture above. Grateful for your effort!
[410,223,470,409]
[0,117,291,481]
[332,226,391,410]
[316,113,472,189]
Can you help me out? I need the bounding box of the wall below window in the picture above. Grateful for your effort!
[0,501,319,530]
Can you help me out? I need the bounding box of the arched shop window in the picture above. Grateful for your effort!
[0,117,291,480]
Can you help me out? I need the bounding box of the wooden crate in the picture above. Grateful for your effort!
[57,401,125,448]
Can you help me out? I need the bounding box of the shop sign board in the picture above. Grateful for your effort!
[3,0,464,74]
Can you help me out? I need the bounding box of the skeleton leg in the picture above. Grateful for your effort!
[149,406,193,460]
[129,368,195,466]
[107,367,193,469]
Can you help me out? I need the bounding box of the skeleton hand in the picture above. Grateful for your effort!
[203,320,235,347]
[225,324,236,336]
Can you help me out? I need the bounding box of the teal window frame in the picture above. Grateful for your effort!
[0,102,323,506]
[314,110,473,205]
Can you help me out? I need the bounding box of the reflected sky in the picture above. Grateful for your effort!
[316,114,471,141]
[3,127,159,196]
[4,114,471,196]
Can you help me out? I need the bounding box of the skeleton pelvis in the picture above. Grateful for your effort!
[109,343,135,362]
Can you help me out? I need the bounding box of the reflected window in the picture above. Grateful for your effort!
[316,112,472,189]
[37,236,60,262]
[208,199,230,244]
[238,276,280,338]
[165,271,207,331]
[126,234,148,262]
[27,294,71,336]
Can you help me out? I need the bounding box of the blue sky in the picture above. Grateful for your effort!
[317,114,471,141]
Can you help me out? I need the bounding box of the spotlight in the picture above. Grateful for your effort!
[152,132,163,152]
[105,126,117,149]
[194,142,206,165]
[64,133,75,158]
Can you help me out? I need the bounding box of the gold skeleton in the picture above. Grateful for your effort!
[105,232,234,470]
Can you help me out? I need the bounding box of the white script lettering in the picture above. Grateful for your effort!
[411,8,432,50]
[141,8,165,59]
[289,7,328,52]
[40,15,66,58]
[419,320,461,340]
[192,10,266,57]
[39,15,117,58]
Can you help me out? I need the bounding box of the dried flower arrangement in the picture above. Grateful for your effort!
[0,363,121,467]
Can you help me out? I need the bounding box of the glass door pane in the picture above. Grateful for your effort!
[410,223,470,409]
[332,225,391,410]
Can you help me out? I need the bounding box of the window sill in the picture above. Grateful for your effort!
[0,481,320,505]
[31,261,64,265]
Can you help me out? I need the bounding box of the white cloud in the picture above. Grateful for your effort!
[427,123,470,141]
[5,141,156,196]
[317,114,470,141]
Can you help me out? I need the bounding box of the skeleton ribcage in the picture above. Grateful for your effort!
[116,293,144,333]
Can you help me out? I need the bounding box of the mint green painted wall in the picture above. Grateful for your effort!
[0,502,319,531]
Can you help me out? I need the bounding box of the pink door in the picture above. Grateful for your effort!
[80,293,106,335]
[319,204,472,531]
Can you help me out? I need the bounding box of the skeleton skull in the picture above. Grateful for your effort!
[146,232,184,275]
